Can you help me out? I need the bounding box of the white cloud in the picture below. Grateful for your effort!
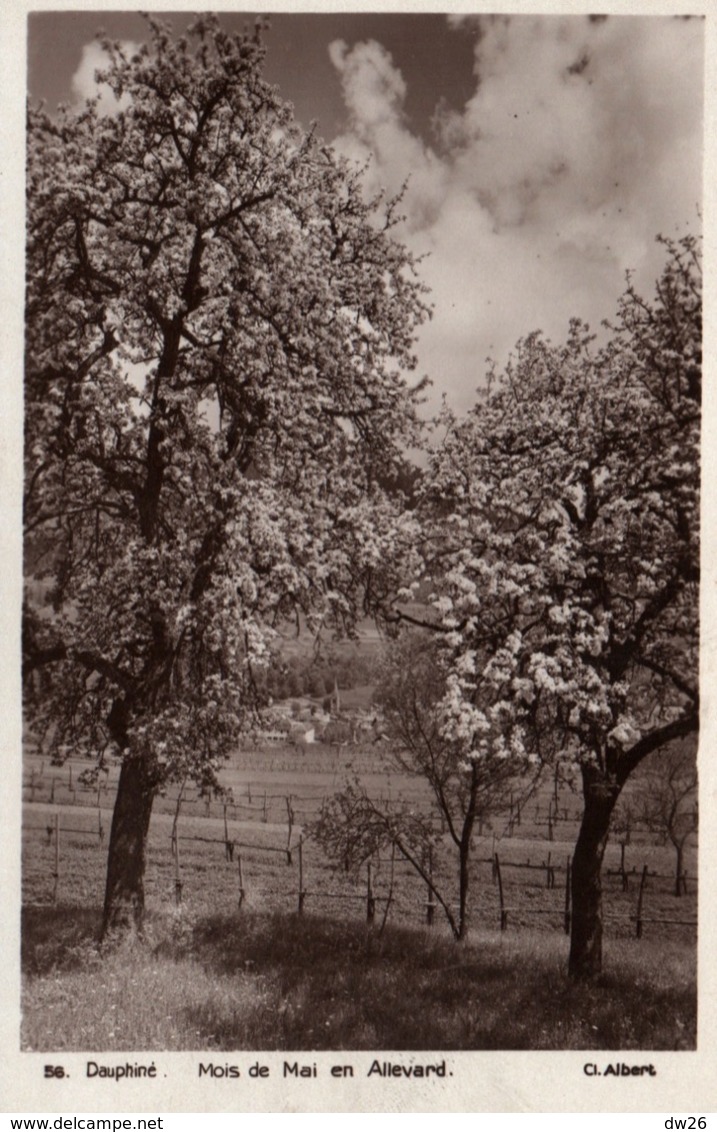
[71,41,136,115]
[328,16,703,416]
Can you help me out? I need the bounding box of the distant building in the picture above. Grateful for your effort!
[289,723,316,745]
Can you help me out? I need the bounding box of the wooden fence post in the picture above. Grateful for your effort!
[635,864,648,939]
[564,855,571,935]
[171,799,183,905]
[379,843,396,936]
[173,830,183,905]
[426,847,435,926]
[298,838,305,915]
[223,804,235,861]
[286,795,294,865]
[52,812,60,904]
[545,851,555,889]
[98,807,104,844]
[495,853,507,931]
[366,860,376,923]
[237,853,245,908]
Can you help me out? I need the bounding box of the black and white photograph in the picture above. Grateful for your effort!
[2,0,713,1115]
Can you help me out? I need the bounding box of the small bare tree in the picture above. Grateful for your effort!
[311,631,532,939]
[635,747,697,896]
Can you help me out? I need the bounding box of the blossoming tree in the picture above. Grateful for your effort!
[23,16,430,937]
[312,630,526,940]
[420,237,700,977]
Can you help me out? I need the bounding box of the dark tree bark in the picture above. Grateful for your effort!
[457,766,479,940]
[102,757,156,938]
[457,837,471,941]
[675,841,686,897]
[568,765,621,980]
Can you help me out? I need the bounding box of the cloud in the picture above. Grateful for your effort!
[71,41,136,115]
[328,16,703,416]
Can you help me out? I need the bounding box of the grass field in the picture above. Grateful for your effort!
[21,906,696,1052]
[22,739,697,941]
[20,737,698,1051]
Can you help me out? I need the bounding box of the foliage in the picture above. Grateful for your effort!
[21,907,696,1051]
[311,632,529,938]
[412,234,700,974]
[421,235,699,777]
[23,15,429,869]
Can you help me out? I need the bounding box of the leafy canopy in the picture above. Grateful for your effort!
[23,15,430,788]
[419,235,700,786]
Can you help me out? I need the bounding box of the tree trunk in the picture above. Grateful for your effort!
[457,838,470,940]
[456,770,479,941]
[568,767,620,979]
[102,756,156,939]
[675,842,685,897]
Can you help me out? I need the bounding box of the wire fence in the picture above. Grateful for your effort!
[22,801,697,941]
[21,761,675,848]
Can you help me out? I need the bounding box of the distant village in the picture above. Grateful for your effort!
[261,680,384,747]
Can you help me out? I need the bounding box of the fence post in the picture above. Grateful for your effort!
[620,841,629,891]
[98,807,104,844]
[366,860,376,924]
[298,838,305,915]
[173,828,183,906]
[237,853,245,909]
[50,777,56,804]
[635,864,648,939]
[223,804,235,861]
[171,800,183,905]
[379,843,396,936]
[426,847,435,926]
[52,812,60,904]
[546,851,555,889]
[286,796,294,865]
[564,855,571,934]
[495,853,507,931]
[262,790,268,823]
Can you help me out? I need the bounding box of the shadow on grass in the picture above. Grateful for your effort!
[182,911,696,1050]
[22,905,102,976]
[21,906,697,1050]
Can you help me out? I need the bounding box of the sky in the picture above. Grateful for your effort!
[26,11,704,417]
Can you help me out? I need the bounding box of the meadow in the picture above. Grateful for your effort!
[21,906,696,1052]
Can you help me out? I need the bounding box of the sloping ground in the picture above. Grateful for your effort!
[21,906,696,1051]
